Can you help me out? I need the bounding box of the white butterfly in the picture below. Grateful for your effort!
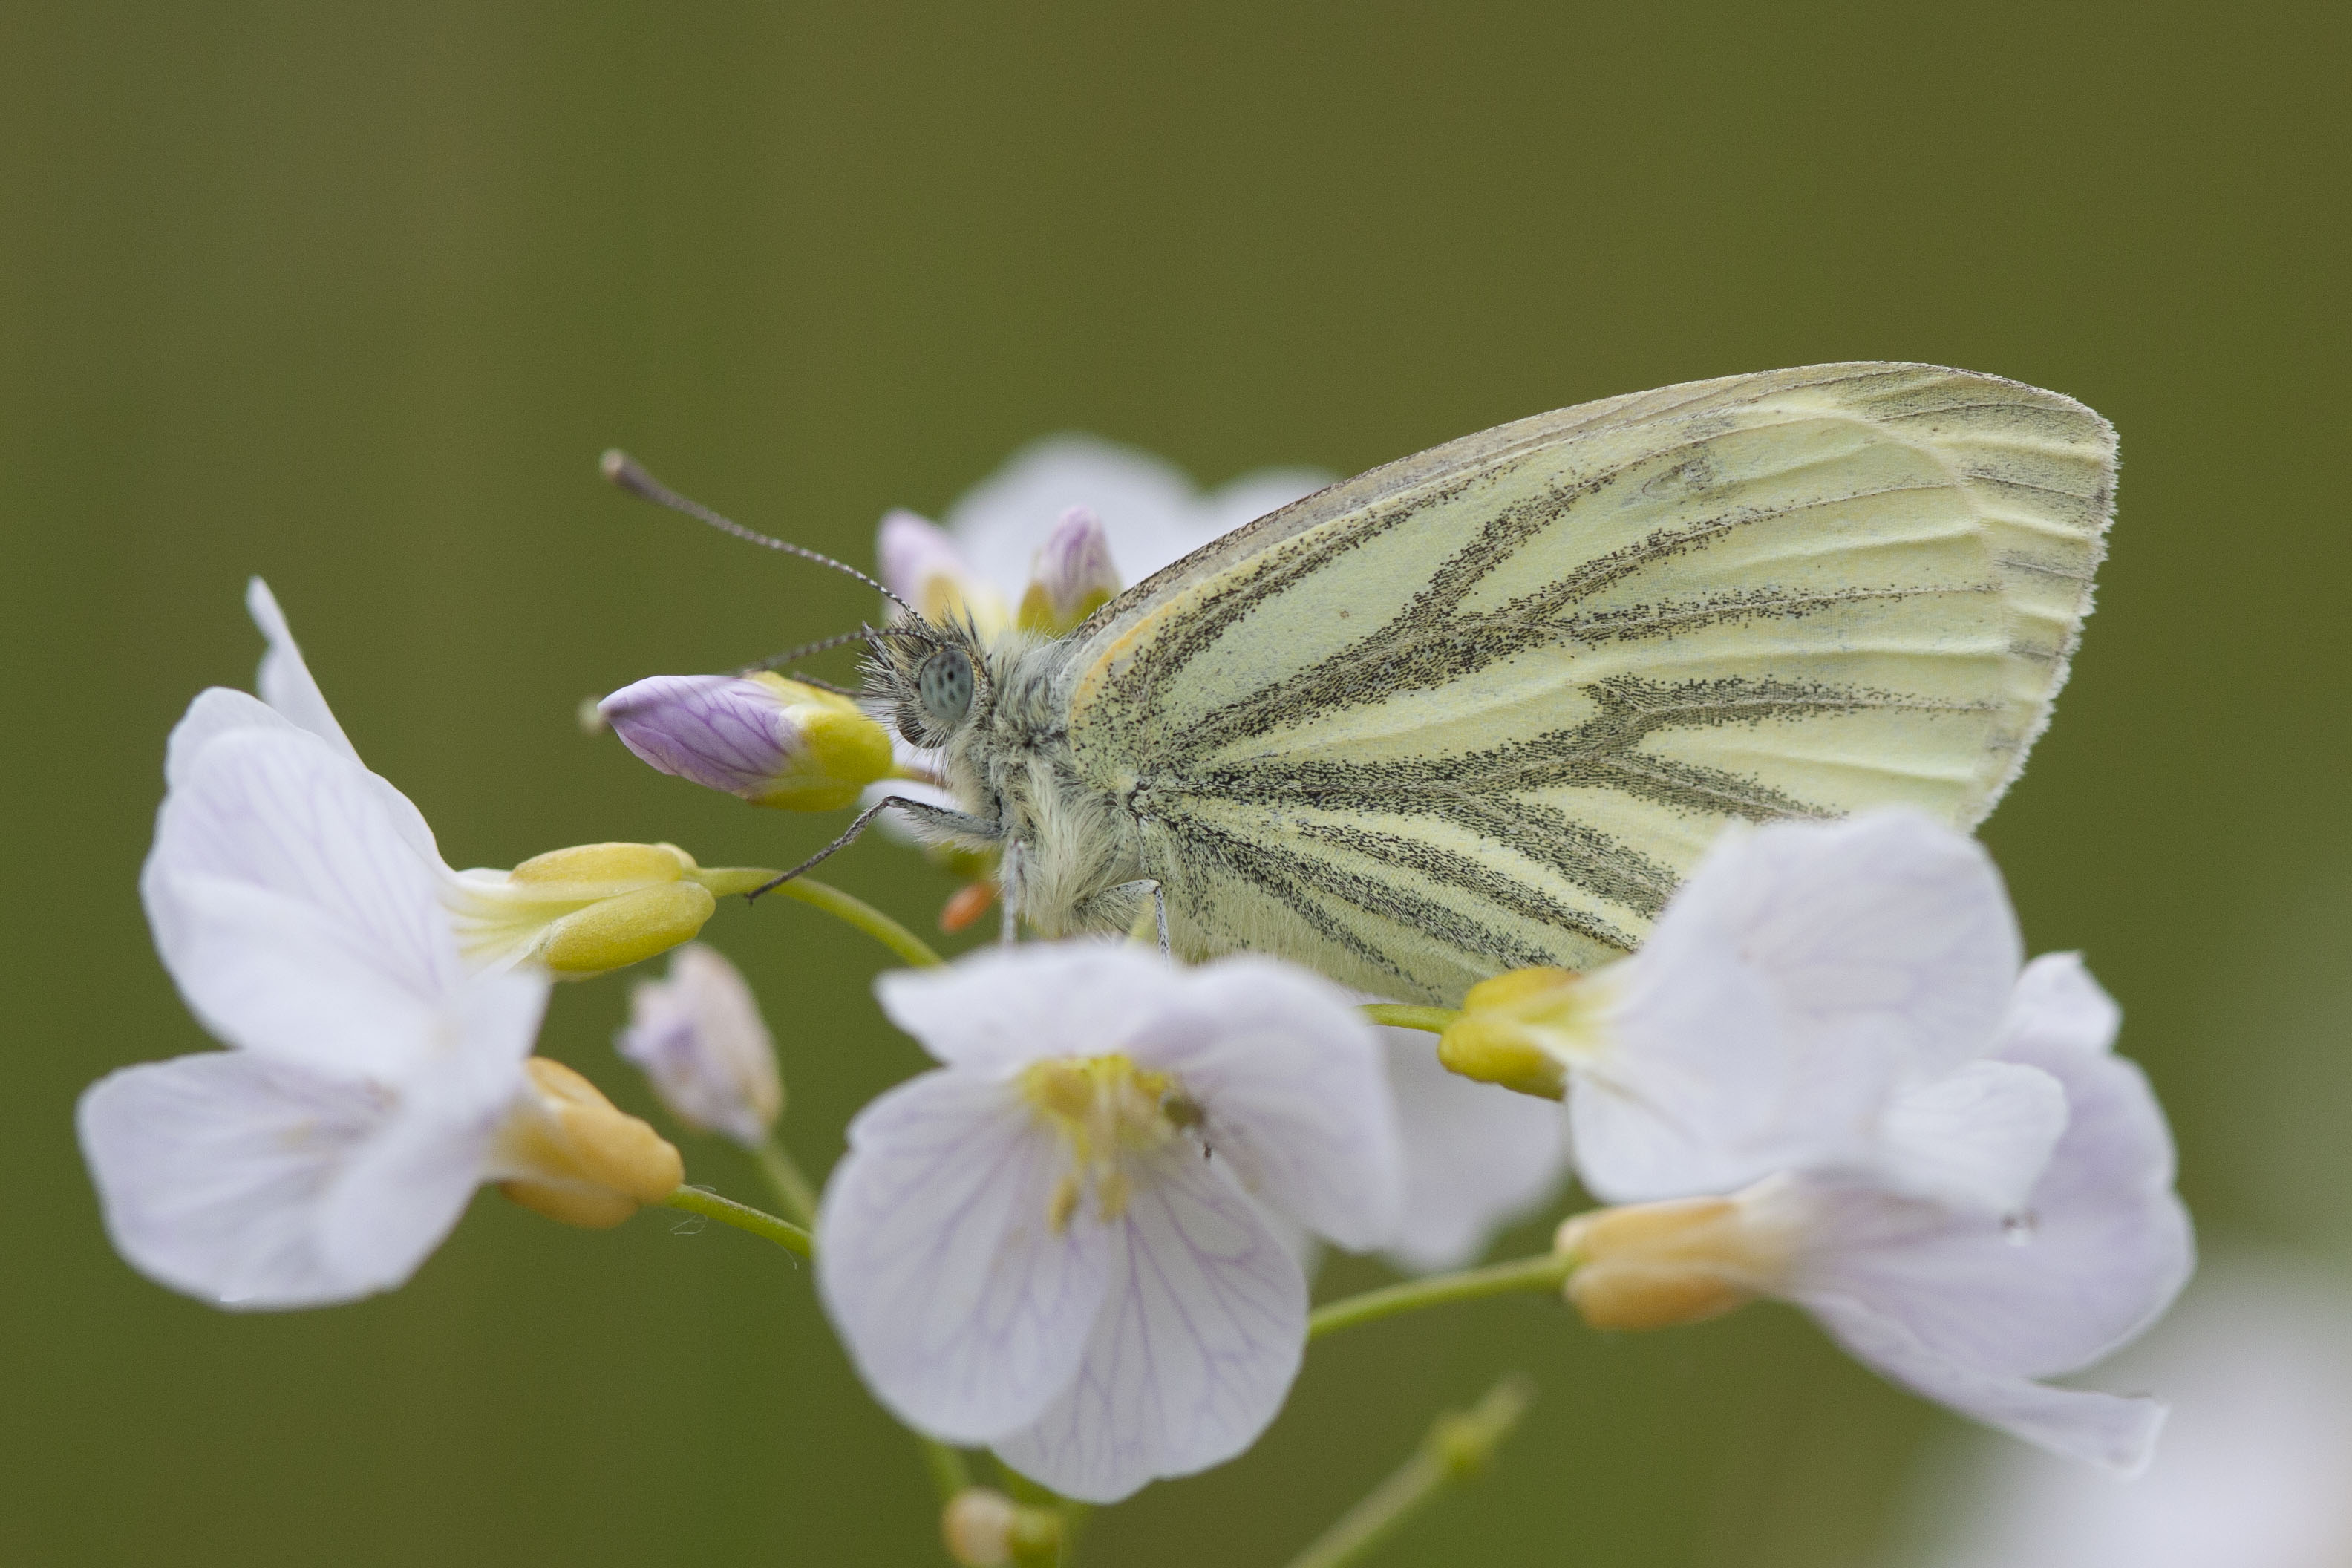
[637,363,2117,1007]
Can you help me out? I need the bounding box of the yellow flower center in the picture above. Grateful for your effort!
[1019,1054,1189,1229]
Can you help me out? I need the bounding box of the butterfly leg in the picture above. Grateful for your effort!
[1100,879,1169,957]
[999,840,1024,944]
[745,794,1000,901]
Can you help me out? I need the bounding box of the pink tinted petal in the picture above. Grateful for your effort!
[819,1071,1110,1443]
[1802,1290,2169,1474]
[992,1146,1307,1503]
[1379,1030,1569,1273]
[1130,957,1402,1251]
[878,509,971,605]
[599,674,803,798]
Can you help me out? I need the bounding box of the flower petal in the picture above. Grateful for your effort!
[1379,1030,1570,1273]
[991,1146,1307,1503]
[1878,1060,2070,1214]
[245,576,361,764]
[1801,1290,2169,1474]
[819,1070,1110,1443]
[316,974,540,1284]
[144,728,463,1074]
[941,433,1330,595]
[874,944,1183,1074]
[78,1051,474,1310]
[1774,1039,2192,1385]
[2000,952,2123,1057]
[1128,957,1404,1251]
[1574,952,1896,1203]
[1655,811,2022,1076]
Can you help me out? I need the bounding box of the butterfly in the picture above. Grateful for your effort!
[629,362,2116,1007]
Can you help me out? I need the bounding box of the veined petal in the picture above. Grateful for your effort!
[874,944,1185,1074]
[78,1051,470,1310]
[1801,1291,2169,1474]
[992,1145,1307,1503]
[1878,1060,2070,1214]
[245,576,361,765]
[1129,957,1403,1251]
[1379,1030,1569,1273]
[819,1071,1111,1443]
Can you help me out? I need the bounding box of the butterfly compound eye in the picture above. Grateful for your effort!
[916,647,975,728]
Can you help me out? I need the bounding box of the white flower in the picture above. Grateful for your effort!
[189,579,764,978]
[1376,1028,1570,1273]
[1444,811,2068,1214]
[1905,1260,2352,1568]
[1561,955,2194,1473]
[816,943,1402,1503]
[875,434,1333,633]
[83,716,685,1308]
[616,942,782,1147]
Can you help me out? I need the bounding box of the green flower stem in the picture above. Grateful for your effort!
[1359,1003,1457,1033]
[1281,1373,1537,1568]
[661,1186,812,1257]
[754,1137,821,1229]
[667,1184,968,1503]
[771,875,944,968]
[922,1440,972,1505]
[1308,1251,1574,1341]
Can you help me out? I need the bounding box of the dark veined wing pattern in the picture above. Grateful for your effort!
[1062,363,2116,1004]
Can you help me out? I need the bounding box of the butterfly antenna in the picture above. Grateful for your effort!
[600,449,921,621]
[737,627,881,674]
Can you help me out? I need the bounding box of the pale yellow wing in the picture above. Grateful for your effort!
[1063,363,2115,1004]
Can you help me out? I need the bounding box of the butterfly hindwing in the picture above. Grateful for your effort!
[1056,363,2114,1004]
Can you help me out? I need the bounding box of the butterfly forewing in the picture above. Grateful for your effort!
[1056,363,2114,1004]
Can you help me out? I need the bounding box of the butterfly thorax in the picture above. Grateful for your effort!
[865,619,1151,939]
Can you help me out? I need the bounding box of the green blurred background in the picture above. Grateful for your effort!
[4,4,2346,1564]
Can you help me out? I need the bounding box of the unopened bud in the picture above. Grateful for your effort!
[880,509,1010,636]
[617,943,781,1147]
[493,1058,685,1229]
[1557,1198,1779,1331]
[1437,967,1613,1099]
[600,672,893,811]
[445,842,778,978]
[1015,506,1120,635]
[941,1488,1062,1567]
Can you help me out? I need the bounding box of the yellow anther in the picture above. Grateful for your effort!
[1018,1054,1185,1229]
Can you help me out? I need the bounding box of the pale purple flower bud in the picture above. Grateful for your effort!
[1016,507,1121,635]
[598,673,892,812]
[878,509,1007,632]
[616,944,780,1147]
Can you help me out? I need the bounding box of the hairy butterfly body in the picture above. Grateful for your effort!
[864,362,2116,1005]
